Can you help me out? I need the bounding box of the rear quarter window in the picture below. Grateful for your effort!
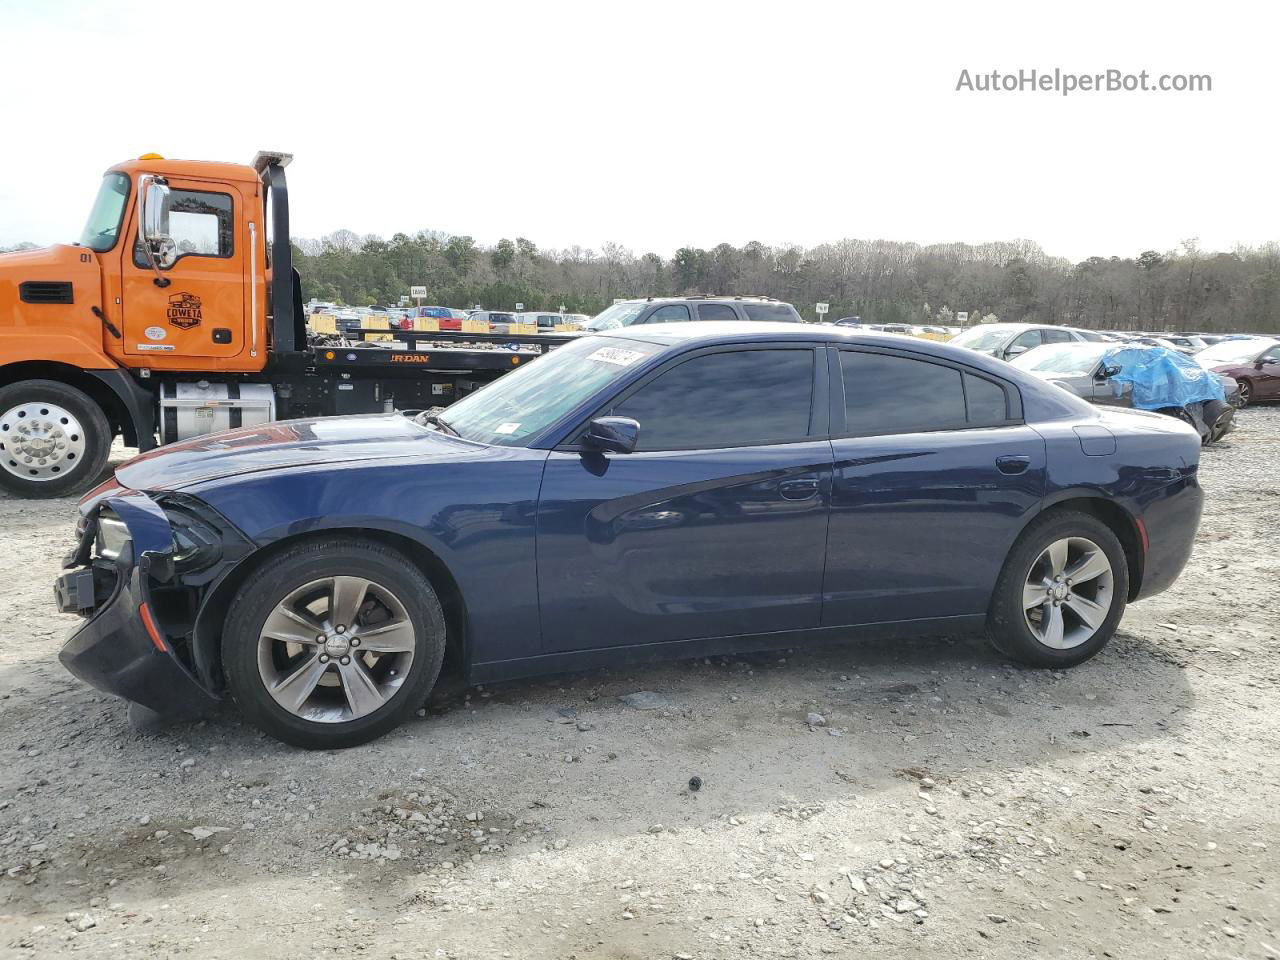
[743,303,802,323]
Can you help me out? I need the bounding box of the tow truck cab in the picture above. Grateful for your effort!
[0,152,564,499]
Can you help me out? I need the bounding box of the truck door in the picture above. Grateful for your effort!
[120,182,247,359]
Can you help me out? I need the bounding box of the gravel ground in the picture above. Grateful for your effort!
[0,410,1277,959]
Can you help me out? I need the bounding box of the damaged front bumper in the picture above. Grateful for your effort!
[55,489,238,716]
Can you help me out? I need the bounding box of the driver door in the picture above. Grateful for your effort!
[120,181,247,360]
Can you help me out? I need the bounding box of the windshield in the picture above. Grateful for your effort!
[949,325,1016,351]
[1011,343,1107,376]
[434,336,662,445]
[79,173,131,252]
[583,302,647,331]
[1197,338,1277,365]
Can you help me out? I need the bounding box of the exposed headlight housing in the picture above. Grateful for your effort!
[162,505,223,573]
[95,509,133,563]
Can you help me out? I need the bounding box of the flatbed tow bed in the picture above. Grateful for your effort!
[311,328,578,371]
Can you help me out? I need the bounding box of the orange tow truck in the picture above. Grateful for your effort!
[0,152,567,498]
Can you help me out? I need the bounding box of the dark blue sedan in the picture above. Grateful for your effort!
[56,324,1203,748]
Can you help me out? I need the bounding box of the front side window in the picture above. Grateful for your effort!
[611,349,814,451]
[646,304,691,324]
[134,189,234,267]
[79,173,131,252]
[1010,330,1043,350]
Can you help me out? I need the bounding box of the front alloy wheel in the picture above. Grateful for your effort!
[224,538,446,748]
[257,576,418,723]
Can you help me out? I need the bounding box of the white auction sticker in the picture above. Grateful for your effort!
[135,343,175,352]
[588,346,645,366]
[494,422,521,435]
[144,325,167,341]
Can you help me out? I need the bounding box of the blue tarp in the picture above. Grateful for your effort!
[1103,345,1226,410]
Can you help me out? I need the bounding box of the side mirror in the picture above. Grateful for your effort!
[1099,364,1121,379]
[137,175,173,285]
[1004,343,1029,358]
[582,417,640,454]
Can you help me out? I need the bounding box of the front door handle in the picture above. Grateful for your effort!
[995,455,1031,475]
[778,476,821,501]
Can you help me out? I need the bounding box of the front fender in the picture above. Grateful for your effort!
[185,454,549,667]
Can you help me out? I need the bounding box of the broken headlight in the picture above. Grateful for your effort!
[95,509,133,563]
[163,505,223,573]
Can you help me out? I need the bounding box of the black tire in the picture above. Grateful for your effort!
[223,538,446,749]
[986,510,1129,668]
[0,380,112,498]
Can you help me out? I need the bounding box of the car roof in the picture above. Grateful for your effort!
[616,296,788,305]
[597,321,1005,367]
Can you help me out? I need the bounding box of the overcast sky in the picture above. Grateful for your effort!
[1,0,1274,262]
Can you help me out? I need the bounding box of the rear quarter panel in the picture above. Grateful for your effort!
[1035,407,1202,599]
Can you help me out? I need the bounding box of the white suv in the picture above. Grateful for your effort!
[949,323,1104,361]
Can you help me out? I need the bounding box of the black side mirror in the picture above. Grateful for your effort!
[1099,364,1121,379]
[583,417,640,454]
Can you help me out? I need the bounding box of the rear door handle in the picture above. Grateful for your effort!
[995,455,1031,475]
[778,476,821,501]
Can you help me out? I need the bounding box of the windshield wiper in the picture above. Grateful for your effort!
[414,406,459,437]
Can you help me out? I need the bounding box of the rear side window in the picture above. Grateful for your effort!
[1043,328,1073,344]
[839,352,966,436]
[697,303,738,322]
[838,352,1016,436]
[646,304,692,324]
[612,349,814,450]
[743,303,802,323]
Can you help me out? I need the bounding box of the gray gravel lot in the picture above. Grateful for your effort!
[1,410,1277,959]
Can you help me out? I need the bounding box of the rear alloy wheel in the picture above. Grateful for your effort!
[987,510,1129,667]
[0,380,111,498]
[224,539,446,748]
[1235,379,1251,407]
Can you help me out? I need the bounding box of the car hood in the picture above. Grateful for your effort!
[113,414,478,491]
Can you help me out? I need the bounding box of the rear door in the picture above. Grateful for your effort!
[536,344,833,652]
[120,180,247,359]
[823,346,1045,626]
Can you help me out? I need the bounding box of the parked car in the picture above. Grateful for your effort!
[468,310,518,329]
[950,323,1101,361]
[1011,342,1237,443]
[582,297,802,332]
[56,323,1204,748]
[1195,337,1280,406]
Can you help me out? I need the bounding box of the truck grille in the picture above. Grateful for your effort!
[19,281,74,304]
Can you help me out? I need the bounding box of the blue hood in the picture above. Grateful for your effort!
[114,414,476,491]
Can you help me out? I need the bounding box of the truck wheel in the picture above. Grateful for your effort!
[986,510,1129,668]
[222,537,447,749]
[0,380,112,499]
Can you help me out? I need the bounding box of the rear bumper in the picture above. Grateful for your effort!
[1133,468,1203,601]
[58,564,217,715]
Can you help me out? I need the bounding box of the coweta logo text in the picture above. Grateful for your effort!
[166,293,203,329]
